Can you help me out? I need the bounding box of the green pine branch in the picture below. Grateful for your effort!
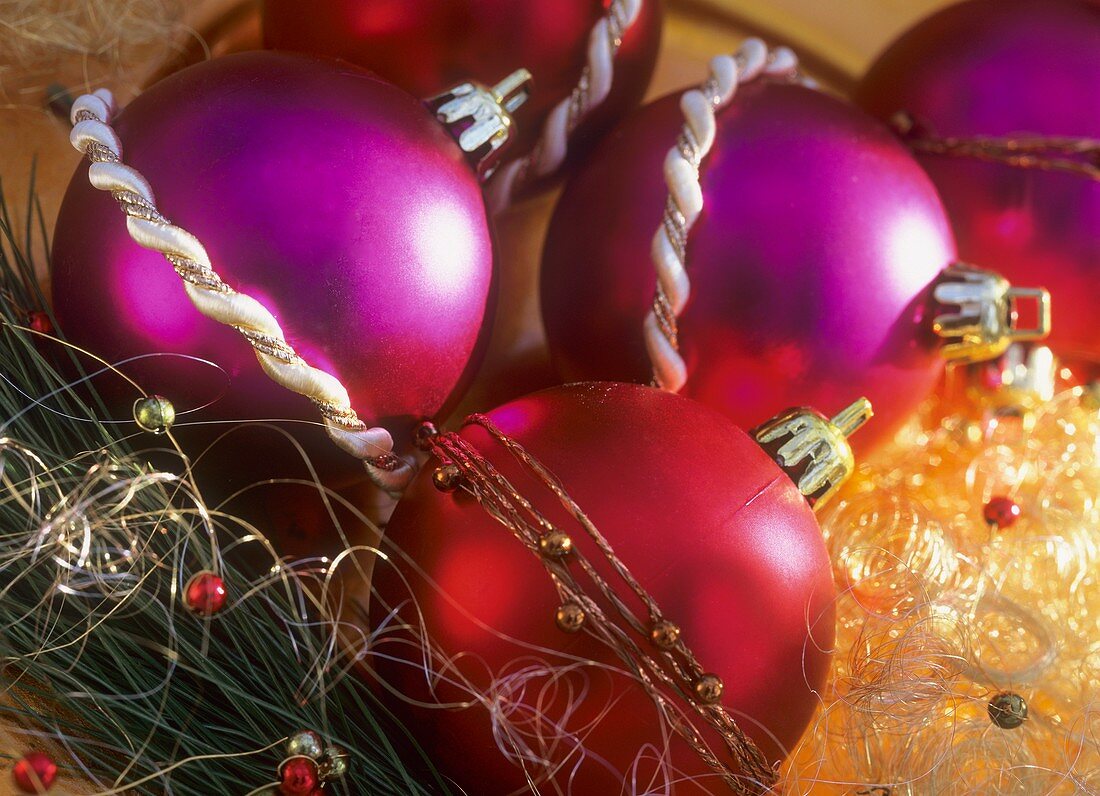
[0,173,448,795]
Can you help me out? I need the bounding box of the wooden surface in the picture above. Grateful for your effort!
[0,1,958,792]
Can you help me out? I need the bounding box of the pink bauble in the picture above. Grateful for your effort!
[855,0,1100,359]
[367,382,835,792]
[262,0,663,164]
[51,52,496,493]
[541,82,956,451]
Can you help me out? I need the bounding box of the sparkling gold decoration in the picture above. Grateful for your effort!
[319,746,350,781]
[538,530,574,558]
[754,397,872,508]
[782,371,1100,794]
[132,394,175,434]
[933,263,1051,363]
[554,602,587,633]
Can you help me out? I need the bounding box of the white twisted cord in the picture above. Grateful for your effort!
[68,89,414,492]
[487,0,644,211]
[643,39,803,392]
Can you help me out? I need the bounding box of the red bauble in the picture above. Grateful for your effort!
[12,752,57,793]
[184,571,227,615]
[855,0,1100,359]
[262,0,663,162]
[51,52,500,545]
[542,81,957,451]
[983,496,1021,530]
[279,758,320,795]
[367,383,836,792]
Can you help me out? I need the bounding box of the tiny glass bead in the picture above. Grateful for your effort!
[432,464,462,493]
[988,691,1028,729]
[184,570,227,616]
[555,602,586,633]
[133,394,176,434]
[414,421,439,451]
[694,673,724,704]
[286,729,324,760]
[319,746,350,781]
[28,312,53,335]
[983,496,1021,529]
[279,757,320,795]
[650,620,681,649]
[12,751,57,794]
[538,531,573,558]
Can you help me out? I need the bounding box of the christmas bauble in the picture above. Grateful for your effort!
[52,51,502,491]
[541,74,1043,451]
[262,0,663,177]
[855,0,1100,359]
[366,382,845,792]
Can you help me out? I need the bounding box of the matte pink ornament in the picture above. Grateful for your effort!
[367,382,837,792]
[541,82,958,451]
[51,51,498,492]
[856,0,1100,360]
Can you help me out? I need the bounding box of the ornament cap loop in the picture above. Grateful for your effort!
[428,69,533,180]
[933,262,1051,364]
[753,397,873,509]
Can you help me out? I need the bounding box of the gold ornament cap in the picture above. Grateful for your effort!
[753,398,873,509]
[933,262,1051,363]
[428,69,533,180]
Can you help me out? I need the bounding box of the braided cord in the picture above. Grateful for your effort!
[644,39,803,392]
[487,0,645,211]
[68,89,414,492]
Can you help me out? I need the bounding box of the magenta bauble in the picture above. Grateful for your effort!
[366,382,836,792]
[541,81,958,450]
[51,52,498,495]
[855,0,1100,360]
[262,0,663,166]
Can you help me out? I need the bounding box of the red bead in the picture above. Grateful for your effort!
[279,758,320,795]
[27,312,53,334]
[184,571,227,615]
[12,751,58,793]
[984,496,1022,529]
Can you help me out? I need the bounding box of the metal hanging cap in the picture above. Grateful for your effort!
[428,68,533,181]
[933,262,1051,364]
[753,397,873,509]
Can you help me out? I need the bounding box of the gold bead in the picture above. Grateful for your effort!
[555,602,586,633]
[414,421,439,451]
[133,395,175,434]
[693,673,724,704]
[285,729,324,760]
[538,530,573,558]
[432,464,462,493]
[650,620,681,649]
[988,691,1028,729]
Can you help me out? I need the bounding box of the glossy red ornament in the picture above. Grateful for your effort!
[12,751,57,793]
[367,382,836,792]
[51,51,500,536]
[983,496,1021,529]
[263,0,663,162]
[855,0,1100,359]
[184,571,227,615]
[542,82,955,451]
[279,758,320,795]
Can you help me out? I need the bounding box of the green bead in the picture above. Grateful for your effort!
[133,395,176,434]
[988,692,1028,729]
[285,729,324,760]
